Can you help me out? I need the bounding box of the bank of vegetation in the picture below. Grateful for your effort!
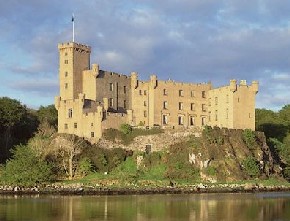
[0,96,290,189]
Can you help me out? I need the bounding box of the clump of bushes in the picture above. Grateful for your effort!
[242,129,256,149]
[242,156,260,178]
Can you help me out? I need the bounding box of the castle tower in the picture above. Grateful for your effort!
[58,42,91,100]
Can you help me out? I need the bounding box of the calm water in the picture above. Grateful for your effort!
[0,192,290,221]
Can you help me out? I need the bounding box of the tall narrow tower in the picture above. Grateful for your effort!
[58,42,91,100]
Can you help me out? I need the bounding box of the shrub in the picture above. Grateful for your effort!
[3,145,52,186]
[242,156,260,178]
[77,157,93,176]
[242,129,256,148]
[120,124,132,135]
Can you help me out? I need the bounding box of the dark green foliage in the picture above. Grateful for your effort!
[3,145,52,186]
[242,156,260,178]
[77,157,93,177]
[202,126,224,145]
[37,105,58,128]
[103,127,164,145]
[119,124,132,135]
[165,142,200,181]
[81,146,127,172]
[242,129,256,149]
[0,97,38,163]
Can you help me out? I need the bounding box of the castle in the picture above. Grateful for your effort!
[55,42,259,142]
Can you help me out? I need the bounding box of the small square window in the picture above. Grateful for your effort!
[179,90,184,97]
[139,90,142,95]
[65,83,68,89]
[64,60,68,64]
[74,123,77,129]
[109,83,114,91]
[144,101,147,106]
[144,90,147,95]
[163,89,168,95]
[65,72,68,77]
[91,132,95,138]
[179,102,183,110]
[202,91,206,98]
[191,91,195,97]
[91,123,94,127]
[163,101,168,109]
[64,124,68,129]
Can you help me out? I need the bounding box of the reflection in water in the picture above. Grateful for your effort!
[0,192,289,221]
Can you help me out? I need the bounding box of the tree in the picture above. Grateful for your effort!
[37,105,58,129]
[0,97,38,162]
[50,134,88,180]
[3,145,52,186]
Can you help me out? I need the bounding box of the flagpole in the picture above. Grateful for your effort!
[72,14,75,42]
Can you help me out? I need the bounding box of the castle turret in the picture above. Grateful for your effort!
[230,79,237,92]
[58,42,91,101]
[150,75,157,89]
[251,81,259,94]
[131,72,138,89]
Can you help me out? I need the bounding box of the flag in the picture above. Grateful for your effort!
[72,14,74,22]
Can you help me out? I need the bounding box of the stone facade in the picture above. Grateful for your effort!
[55,42,259,142]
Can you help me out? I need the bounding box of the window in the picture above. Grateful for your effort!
[208,112,211,122]
[124,100,127,109]
[91,123,94,127]
[191,103,195,111]
[65,52,68,56]
[249,113,251,118]
[163,89,168,95]
[74,123,77,129]
[179,102,183,110]
[190,116,195,126]
[64,124,68,129]
[144,101,147,107]
[64,60,68,64]
[178,116,184,125]
[139,90,142,95]
[124,86,126,94]
[215,97,218,105]
[65,72,68,77]
[202,104,206,112]
[163,101,168,109]
[65,83,68,89]
[144,90,147,95]
[163,115,168,125]
[226,108,229,119]
[144,110,147,117]
[215,110,218,121]
[91,132,95,138]
[226,94,229,103]
[179,90,184,97]
[109,98,114,107]
[68,108,73,118]
[191,91,195,97]
[202,117,206,126]
[109,83,114,91]
[202,91,206,98]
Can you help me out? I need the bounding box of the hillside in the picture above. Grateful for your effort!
[99,126,283,183]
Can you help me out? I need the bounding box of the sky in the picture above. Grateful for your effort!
[1,0,290,111]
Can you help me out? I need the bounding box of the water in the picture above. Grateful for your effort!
[0,192,290,221]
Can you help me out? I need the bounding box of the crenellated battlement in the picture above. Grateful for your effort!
[58,42,91,52]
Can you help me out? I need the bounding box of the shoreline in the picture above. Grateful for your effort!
[1,183,290,195]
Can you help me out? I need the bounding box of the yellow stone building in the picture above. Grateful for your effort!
[55,42,259,142]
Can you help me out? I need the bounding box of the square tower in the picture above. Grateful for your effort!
[58,42,91,100]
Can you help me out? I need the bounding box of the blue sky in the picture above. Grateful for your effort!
[1,0,290,110]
